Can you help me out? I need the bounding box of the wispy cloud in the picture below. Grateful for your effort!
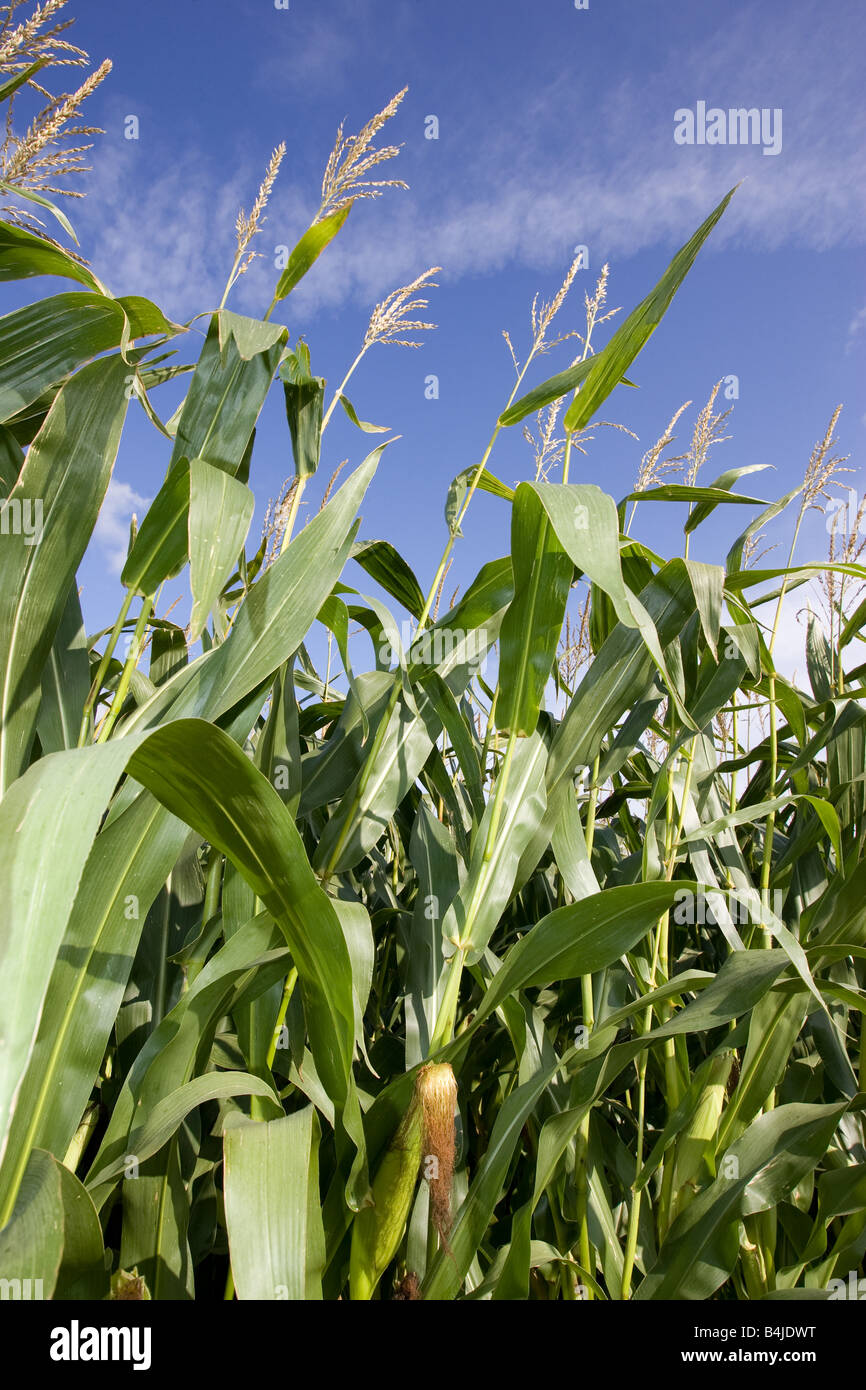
[94,478,151,575]
[847,306,866,351]
[73,3,865,321]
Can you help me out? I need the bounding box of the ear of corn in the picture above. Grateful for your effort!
[350,1086,424,1300]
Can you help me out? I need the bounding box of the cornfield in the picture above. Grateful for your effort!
[1,2,865,1308]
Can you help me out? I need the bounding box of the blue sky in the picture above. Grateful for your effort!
[15,0,866,678]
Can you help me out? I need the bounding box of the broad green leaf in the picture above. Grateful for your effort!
[683,559,723,659]
[500,188,736,430]
[350,538,425,620]
[313,681,442,876]
[125,722,357,1105]
[562,187,737,433]
[636,1103,846,1299]
[405,803,464,1067]
[440,731,548,961]
[619,482,767,515]
[121,446,384,737]
[188,459,255,640]
[280,344,325,479]
[717,990,808,1147]
[35,583,90,754]
[272,204,351,301]
[167,311,286,478]
[0,353,129,794]
[684,463,772,532]
[0,292,177,421]
[516,560,697,888]
[496,486,573,735]
[53,1158,108,1300]
[217,309,286,360]
[523,482,692,726]
[0,1149,63,1299]
[525,481,638,627]
[121,458,191,595]
[224,1110,324,1300]
[87,1070,280,1188]
[0,218,104,290]
[474,883,695,1027]
[498,355,607,428]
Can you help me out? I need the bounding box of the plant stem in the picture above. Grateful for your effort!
[278,476,307,556]
[78,587,135,746]
[320,349,366,435]
[96,595,153,743]
[266,967,299,1069]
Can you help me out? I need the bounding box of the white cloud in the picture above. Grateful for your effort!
[847,306,866,350]
[94,478,151,575]
[71,5,866,321]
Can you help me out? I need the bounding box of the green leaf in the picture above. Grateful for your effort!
[474,883,694,1026]
[840,591,866,650]
[0,292,174,424]
[36,584,90,754]
[87,1071,280,1189]
[440,731,548,961]
[188,459,255,640]
[121,458,191,595]
[500,188,737,431]
[445,466,515,534]
[0,180,79,243]
[272,204,352,301]
[168,311,285,479]
[313,682,443,876]
[0,59,47,105]
[351,539,426,620]
[684,463,772,532]
[406,804,463,1066]
[125,722,357,1106]
[53,1158,108,1299]
[339,393,388,432]
[0,354,129,793]
[562,187,737,433]
[0,457,379,1223]
[498,356,601,428]
[280,344,325,480]
[122,447,383,736]
[224,1110,324,1300]
[683,559,723,659]
[636,1103,846,1299]
[0,1149,63,1299]
[217,310,287,361]
[0,218,104,290]
[496,486,573,735]
[516,560,697,888]
[619,483,767,515]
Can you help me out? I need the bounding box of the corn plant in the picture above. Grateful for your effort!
[0,2,865,1303]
